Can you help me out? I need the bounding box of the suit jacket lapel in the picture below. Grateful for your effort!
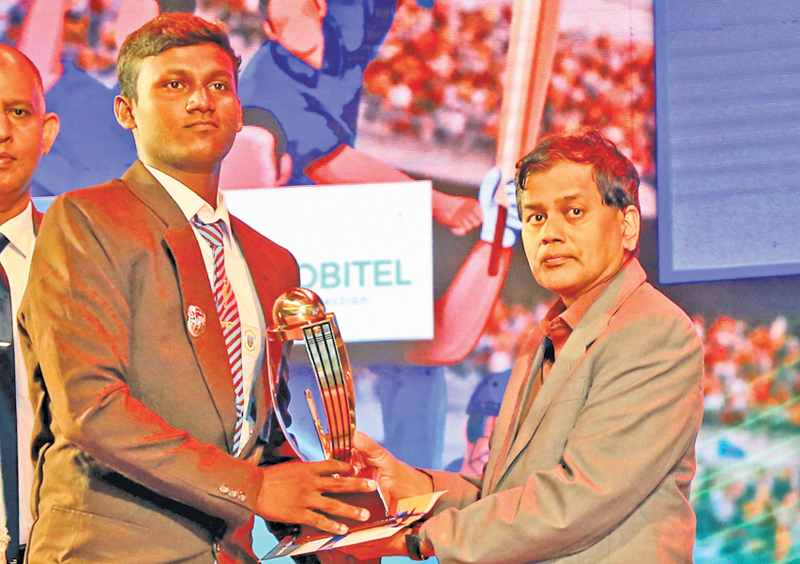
[484,328,545,493]
[0,207,40,559]
[229,216,282,458]
[121,162,238,452]
[497,325,592,486]
[489,260,649,490]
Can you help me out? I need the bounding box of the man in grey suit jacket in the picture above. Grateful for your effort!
[347,131,704,563]
[18,14,375,564]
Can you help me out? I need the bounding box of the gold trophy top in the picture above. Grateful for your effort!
[271,287,332,341]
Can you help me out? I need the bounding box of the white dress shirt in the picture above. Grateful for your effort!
[0,202,36,547]
[145,165,266,455]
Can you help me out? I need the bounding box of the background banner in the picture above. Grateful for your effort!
[226,182,434,342]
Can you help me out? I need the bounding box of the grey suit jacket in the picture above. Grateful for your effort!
[19,162,299,564]
[419,259,704,564]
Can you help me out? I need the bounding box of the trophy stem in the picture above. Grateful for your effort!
[304,390,332,460]
[267,287,357,464]
[304,321,352,462]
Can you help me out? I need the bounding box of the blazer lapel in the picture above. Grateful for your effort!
[484,328,545,493]
[490,260,649,490]
[229,217,279,458]
[496,324,592,487]
[229,216,282,327]
[121,162,238,452]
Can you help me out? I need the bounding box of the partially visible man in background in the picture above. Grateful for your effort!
[0,45,59,564]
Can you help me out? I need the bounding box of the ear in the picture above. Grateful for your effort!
[262,18,278,42]
[236,99,243,133]
[276,153,292,186]
[620,204,641,253]
[40,112,60,156]
[114,94,137,131]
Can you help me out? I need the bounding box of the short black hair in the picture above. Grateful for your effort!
[117,13,241,102]
[515,130,640,219]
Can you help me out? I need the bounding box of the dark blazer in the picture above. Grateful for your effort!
[19,162,299,564]
[419,259,704,564]
[1,207,43,564]
[0,300,19,564]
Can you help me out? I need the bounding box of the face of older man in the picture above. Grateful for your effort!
[0,47,59,218]
[519,161,640,306]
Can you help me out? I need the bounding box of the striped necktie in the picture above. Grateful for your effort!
[0,234,20,563]
[191,217,245,455]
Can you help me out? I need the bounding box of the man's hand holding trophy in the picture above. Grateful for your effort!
[262,288,443,560]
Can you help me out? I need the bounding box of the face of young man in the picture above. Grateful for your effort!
[0,48,59,215]
[117,42,243,177]
[519,161,640,307]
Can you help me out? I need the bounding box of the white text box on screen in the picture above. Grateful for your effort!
[225,181,433,342]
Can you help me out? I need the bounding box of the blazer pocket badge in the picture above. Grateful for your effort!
[243,326,257,354]
[187,305,207,337]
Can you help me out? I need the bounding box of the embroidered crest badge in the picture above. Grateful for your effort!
[244,327,257,353]
[187,305,206,337]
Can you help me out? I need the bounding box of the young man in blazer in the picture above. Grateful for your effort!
[18,14,375,564]
[0,45,59,564]
[347,131,704,563]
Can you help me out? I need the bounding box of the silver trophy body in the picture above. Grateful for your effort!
[266,287,356,463]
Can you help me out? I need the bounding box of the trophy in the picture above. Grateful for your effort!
[265,287,356,463]
[262,288,445,561]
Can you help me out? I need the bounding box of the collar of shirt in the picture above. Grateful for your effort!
[144,164,232,235]
[539,274,618,358]
[0,201,34,259]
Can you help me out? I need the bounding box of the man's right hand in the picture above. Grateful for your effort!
[352,431,433,511]
[257,459,377,535]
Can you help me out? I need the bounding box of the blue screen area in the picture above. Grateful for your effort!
[31,197,55,213]
[655,1,800,283]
